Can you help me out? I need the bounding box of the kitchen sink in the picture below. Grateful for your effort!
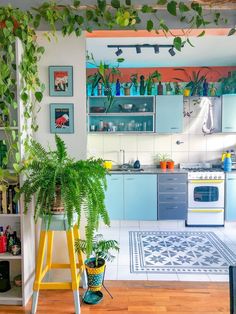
[111,168,144,172]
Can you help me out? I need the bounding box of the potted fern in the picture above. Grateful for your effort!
[18,135,110,254]
[75,234,119,293]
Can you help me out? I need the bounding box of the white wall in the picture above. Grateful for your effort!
[36,31,87,159]
[36,32,87,266]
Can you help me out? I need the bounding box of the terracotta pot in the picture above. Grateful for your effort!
[160,161,167,170]
[167,161,175,170]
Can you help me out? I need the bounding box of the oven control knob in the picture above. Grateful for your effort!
[214,176,217,179]
[200,176,203,179]
[205,175,208,179]
[209,176,212,179]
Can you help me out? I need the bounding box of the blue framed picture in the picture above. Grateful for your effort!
[49,66,73,96]
[50,103,74,133]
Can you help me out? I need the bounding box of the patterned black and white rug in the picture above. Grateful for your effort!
[129,231,236,274]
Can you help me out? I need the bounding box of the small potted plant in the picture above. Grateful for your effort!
[167,159,175,170]
[146,70,162,95]
[156,153,170,170]
[123,82,132,96]
[75,234,119,293]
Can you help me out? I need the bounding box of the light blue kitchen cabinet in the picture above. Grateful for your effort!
[124,175,157,220]
[225,173,236,221]
[105,175,124,220]
[222,95,236,132]
[156,95,183,133]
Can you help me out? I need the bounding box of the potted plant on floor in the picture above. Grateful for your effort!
[17,135,110,254]
[75,234,119,294]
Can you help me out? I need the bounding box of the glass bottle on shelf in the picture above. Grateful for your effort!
[203,79,208,96]
[139,75,146,95]
[157,81,163,95]
[115,79,121,96]
[97,82,102,96]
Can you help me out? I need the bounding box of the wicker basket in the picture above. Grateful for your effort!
[52,186,64,213]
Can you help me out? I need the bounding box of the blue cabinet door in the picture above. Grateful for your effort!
[105,175,124,220]
[124,175,157,220]
[226,173,236,221]
[222,95,236,132]
[156,95,183,133]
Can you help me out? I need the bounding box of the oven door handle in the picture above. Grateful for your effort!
[189,209,224,213]
[188,179,224,184]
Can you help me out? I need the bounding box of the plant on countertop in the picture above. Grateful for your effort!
[218,71,236,95]
[156,153,170,162]
[173,67,211,96]
[17,135,110,254]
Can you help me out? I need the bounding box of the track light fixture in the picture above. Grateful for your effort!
[136,45,141,54]
[154,44,159,54]
[107,44,176,56]
[168,46,176,56]
[115,47,123,56]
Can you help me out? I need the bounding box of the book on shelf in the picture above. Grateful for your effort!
[0,184,19,215]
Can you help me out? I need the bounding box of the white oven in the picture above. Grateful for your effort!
[187,173,225,226]
[188,179,224,208]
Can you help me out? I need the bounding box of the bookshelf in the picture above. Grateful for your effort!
[0,39,35,306]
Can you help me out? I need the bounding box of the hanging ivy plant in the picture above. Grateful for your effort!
[0,0,234,173]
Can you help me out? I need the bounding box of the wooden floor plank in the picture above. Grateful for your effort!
[0,281,230,314]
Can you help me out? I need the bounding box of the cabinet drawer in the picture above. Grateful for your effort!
[158,174,186,184]
[159,184,186,193]
[159,193,186,203]
[158,203,187,220]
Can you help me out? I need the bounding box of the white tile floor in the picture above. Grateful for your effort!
[98,220,236,282]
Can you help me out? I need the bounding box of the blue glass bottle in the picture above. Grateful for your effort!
[203,79,208,96]
[116,79,121,96]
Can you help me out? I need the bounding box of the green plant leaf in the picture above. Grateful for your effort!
[167,1,177,16]
[173,36,182,51]
[111,0,120,9]
[157,0,167,4]
[86,10,94,20]
[228,28,236,36]
[197,30,205,37]
[147,19,153,32]
[117,58,125,63]
[35,91,43,102]
[179,2,189,13]
[73,0,80,7]
[98,0,106,12]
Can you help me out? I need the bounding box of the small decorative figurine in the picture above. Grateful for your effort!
[139,75,146,95]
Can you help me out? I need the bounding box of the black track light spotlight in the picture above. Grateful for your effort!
[168,47,176,56]
[136,45,141,54]
[154,44,159,54]
[115,47,123,56]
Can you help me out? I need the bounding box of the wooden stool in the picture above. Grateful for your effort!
[31,215,87,314]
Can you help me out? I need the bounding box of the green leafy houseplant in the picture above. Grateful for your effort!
[75,233,119,291]
[75,233,119,268]
[173,67,211,96]
[146,70,162,95]
[18,135,110,254]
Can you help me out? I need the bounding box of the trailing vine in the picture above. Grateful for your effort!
[0,0,234,173]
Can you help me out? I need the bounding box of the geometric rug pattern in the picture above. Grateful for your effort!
[129,231,236,274]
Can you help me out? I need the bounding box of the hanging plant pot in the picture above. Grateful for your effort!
[85,257,105,292]
[52,185,64,214]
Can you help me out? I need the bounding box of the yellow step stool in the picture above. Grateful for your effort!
[31,215,87,314]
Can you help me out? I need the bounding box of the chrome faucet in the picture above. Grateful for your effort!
[120,149,125,165]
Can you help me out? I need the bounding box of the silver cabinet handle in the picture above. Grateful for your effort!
[126,178,135,180]
[171,127,179,129]
[227,178,236,181]
[224,127,233,129]
[111,178,119,181]
[167,206,178,210]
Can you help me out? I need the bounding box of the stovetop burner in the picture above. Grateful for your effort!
[184,168,223,172]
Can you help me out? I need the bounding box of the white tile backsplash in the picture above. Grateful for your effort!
[88,130,236,165]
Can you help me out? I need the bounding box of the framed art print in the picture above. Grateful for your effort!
[49,66,73,96]
[50,103,74,133]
